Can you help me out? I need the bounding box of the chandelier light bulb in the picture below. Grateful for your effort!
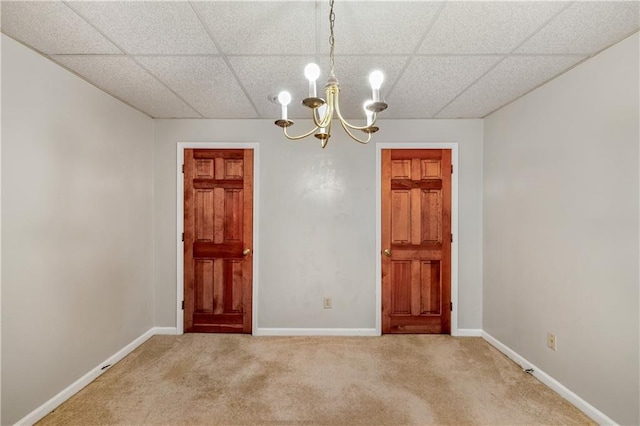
[304,63,321,98]
[304,63,321,82]
[318,103,328,127]
[369,70,384,103]
[369,71,384,89]
[278,91,292,106]
[278,91,292,121]
[363,100,374,126]
[316,103,329,137]
[318,103,328,118]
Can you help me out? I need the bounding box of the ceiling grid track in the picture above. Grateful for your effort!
[60,0,205,119]
[125,59,205,118]
[383,1,447,112]
[432,1,577,118]
[188,1,262,119]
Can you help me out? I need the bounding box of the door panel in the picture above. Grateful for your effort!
[184,149,253,333]
[382,149,451,334]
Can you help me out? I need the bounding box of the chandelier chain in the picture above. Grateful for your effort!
[329,0,335,77]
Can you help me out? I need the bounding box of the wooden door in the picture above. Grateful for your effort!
[183,149,253,333]
[381,149,451,334]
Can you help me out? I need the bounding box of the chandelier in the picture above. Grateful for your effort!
[274,0,388,148]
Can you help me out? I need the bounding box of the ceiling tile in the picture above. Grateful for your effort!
[135,56,257,118]
[436,55,585,118]
[516,1,640,54]
[50,56,200,118]
[387,56,501,118]
[0,1,121,54]
[67,1,217,54]
[228,56,317,119]
[319,1,442,55]
[192,1,315,55]
[419,2,567,54]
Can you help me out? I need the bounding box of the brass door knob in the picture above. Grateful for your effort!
[243,248,251,256]
[383,249,391,257]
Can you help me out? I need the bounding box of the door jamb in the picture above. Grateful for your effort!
[176,142,260,335]
[376,143,459,335]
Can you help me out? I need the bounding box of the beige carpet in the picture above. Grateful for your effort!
[38,335,594,425]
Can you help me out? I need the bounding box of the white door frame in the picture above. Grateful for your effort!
[176,142,260,335]
[376,143,460,336]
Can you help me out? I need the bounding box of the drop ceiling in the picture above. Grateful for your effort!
[1,1,638,120]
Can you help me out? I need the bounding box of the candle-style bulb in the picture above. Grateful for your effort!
[317,103,328,119]
[369,70,384,102]
[304,63,320,98]
[278,91,292,106]
[278,91,291,120]
[304,63,320,81]
[363,100,374,126]
[369,70,384,89]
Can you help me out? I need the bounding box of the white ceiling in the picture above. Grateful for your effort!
[1,1,638,120]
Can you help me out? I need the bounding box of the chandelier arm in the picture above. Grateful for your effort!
[321,119,333,148]
[312,107,322,128]
[333,91,378,131]
[283,125,321,141]
[312,103,333,129]
[339,119,372,144]
[315,87,336,128]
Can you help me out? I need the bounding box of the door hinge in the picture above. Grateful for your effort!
[451,233,453,243]
[181,300,184,310]
[450,302,453,311]
[451,164,453,174]
[182,164,184,173]
[181,232,184,242]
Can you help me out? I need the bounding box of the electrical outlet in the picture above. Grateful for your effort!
[547,333,557,351]
[323,297,332,309]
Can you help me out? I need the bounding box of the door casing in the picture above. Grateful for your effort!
[376,143,459,336]
[177,142,260,335]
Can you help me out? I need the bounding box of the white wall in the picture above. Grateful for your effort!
[1,35,155,425]
[153,119,483,331]
[483,33,639,425]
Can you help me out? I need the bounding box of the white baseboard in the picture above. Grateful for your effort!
[453,328,482,337]
[482,331,617,426]
[152,326,178,335]
[253,328,380,336]
[15,327,174,426]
